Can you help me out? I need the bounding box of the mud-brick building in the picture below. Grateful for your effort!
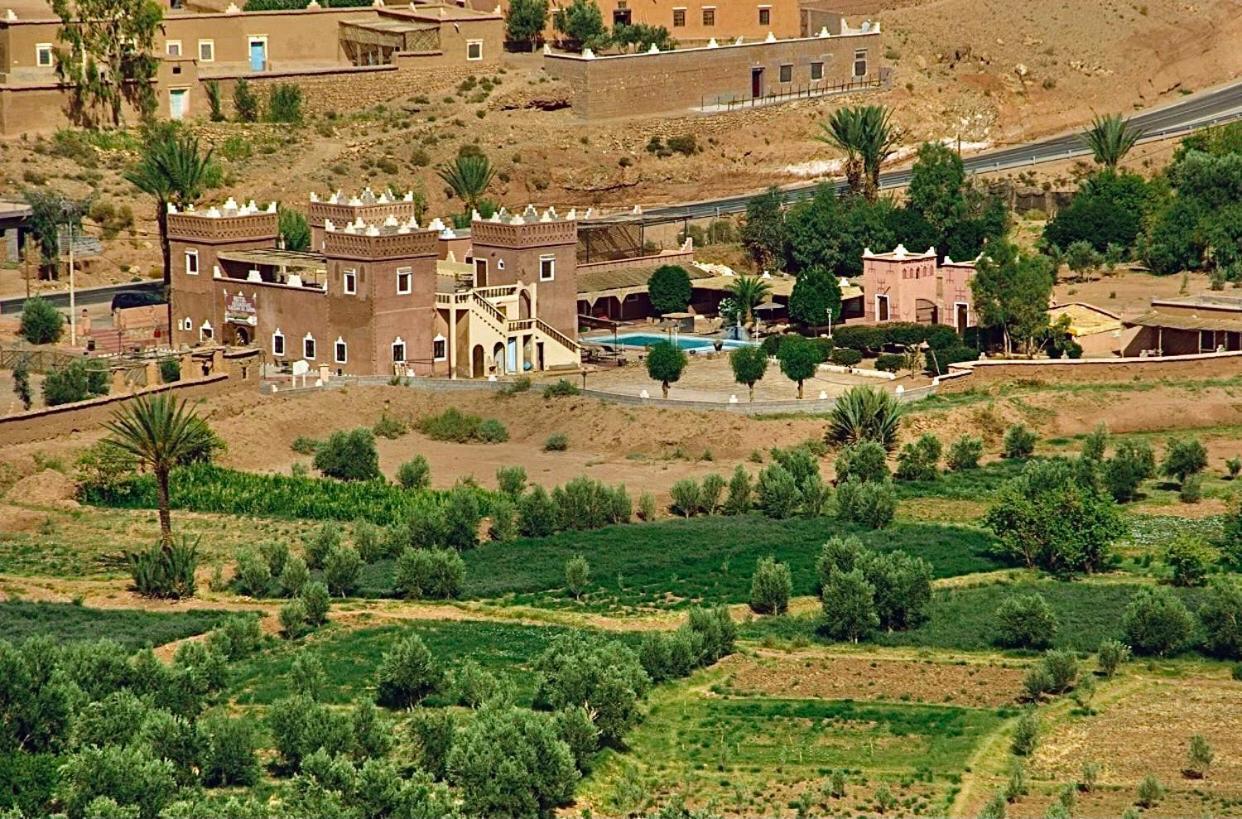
[855,245,977,332]
[1124,295,1242,357]
[167,197,580,378]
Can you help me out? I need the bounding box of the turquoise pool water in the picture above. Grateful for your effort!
[611,333,753,351]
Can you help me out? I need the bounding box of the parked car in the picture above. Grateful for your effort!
[110,290,165,312]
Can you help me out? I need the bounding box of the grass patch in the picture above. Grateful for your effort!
[584,675,1002,815]
[353,515,1003,610]
[0,601,231,650]
[893,459,1026,500]
[228,619,638,706]
[742,579,1213,654]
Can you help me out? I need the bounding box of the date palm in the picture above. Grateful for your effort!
[1082,114,1144,169]
[727,274,773,329]
[818,105,900,200]
[103,393,216,547]
[125,125,215,330]
[436,153,496,215]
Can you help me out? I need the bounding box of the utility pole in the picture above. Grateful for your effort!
[67,219,76,346]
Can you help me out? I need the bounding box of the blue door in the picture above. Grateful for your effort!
[249,40,266,71]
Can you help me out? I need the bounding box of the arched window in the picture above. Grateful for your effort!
[303,333,317,360]
[392,337,406,363]
[272,329,285,356]
[334,337,348,364]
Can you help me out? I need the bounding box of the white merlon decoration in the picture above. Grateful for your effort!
[267,202,277,213]
[223,197,239,212]
[648,43,660,53]
[734,36,743,45]
[206,206,222,218]
[352,216,365,229]
[818,390,828,400]
[524,204,538,218]
[543,43,552,56]
[187,204,195,212]
[167,203,178,214]
[818,26,829,37]
[944,255,954,265]
[838,277,850,288]
[288,274,303,287]
[440,227,456,239]
[5,10,17,21]
[863,247,874,257]
[489,212,502,222]
[372,0,384,6]
[640,389,650,399]
[471,209,483,221]
[324,219,336,232]
[403,191,415,202]
[893,243,908,258]
[729,395,738,403]
[428,217,445,231]
[306,0,320,7]
[582,48,595,59]
[761,271,772,279]
[584,208,594,219]
[926,246,936,256]
[566,208,577,220]
[365,224,380,237]
[765,32,776,43]
[404,215,420,229]
[383,214,400,227]
[510,215,526,225]
[378,191,391,204]
[224,2,241,12]
[247,270,262,282]
[309,192,319,203]
[707,38,718,48]
[349,195,363,206]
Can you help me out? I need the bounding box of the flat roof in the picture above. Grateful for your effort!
[1151,295,1242,311]
[217,248,327,272]
[1126,308,1242,333]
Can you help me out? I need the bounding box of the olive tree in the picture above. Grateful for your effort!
[645,340,687,399]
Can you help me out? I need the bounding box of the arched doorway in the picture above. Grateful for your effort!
[519,289,532,320]
[471,345,485,378]
[492,342,505,374]
[232,326,251,346]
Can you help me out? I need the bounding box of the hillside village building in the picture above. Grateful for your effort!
[854,244,977,332]
[0,1,502,133]
[167,192,580,378]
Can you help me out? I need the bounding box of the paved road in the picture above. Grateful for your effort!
[594,78,1242,222]
[0,280,162,316]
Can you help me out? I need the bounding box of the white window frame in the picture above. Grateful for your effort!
[343,268,357,295]
[432,334,447,361]
[197,39,214,63]
[272,329,285,357]
[165,40,182,57]
[701,5,715,25]
[36,43,54,68]
[396,267,412,295]
[334,337,348,364]
[184,249,199,276]
[181,317,193,332]
[303,334,317,360]
[496,258,505,270]
[757,4,771,25]
[539,254,555,282]
[671,6,686,26]
[853,48,868,78]
[169,88,189,121]
[466,40,483,61]
[392,337,407,363]
[199,320,214,341]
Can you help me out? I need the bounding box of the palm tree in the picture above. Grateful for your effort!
[103,393,216,547]
[817,105,900,200]
[124,125,215,332]
[436,154,496,215]
[727,274,772,329]
[1082,114,1144,169]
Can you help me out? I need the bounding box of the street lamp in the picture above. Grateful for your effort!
[57,201,86,347]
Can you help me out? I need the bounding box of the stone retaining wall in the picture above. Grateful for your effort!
[939,351,1242,391]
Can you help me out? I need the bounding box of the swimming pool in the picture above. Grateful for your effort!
[610,333,754,351]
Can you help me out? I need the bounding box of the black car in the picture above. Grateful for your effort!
[110,290,166,312]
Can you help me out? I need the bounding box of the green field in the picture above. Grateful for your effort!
[585,673,1005,816]
[351,515,1004,610]
[228,619,639,706]
[0,602,232,650]
[742,580,1213,653]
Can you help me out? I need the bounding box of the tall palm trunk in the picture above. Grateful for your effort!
[155,464,173,548]
[156,202,172,342]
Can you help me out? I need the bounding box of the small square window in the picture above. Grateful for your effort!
[396,267,412,294]
[200,321,214,341]
[334,339,348,364]
[343,269,357,295]
[539,255,555,281]
[779,63,792,83]
[36,43,54,67]
[166,40,182,57]
[672,7,685,26]
[433,337,447,361]
[304,336,316,360]
[758,6,770,25]
[466,40,483,61]
[185,249,199,276]
[198,40,214,62]
[811,61,823,80]
[702,7,715,25]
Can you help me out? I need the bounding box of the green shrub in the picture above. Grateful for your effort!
[700,473,726,514]
[518,485,558,537]
[207,615,264,661]
[1165,537,1216,586]
[1199,576,1242,659]
[826,386,904,451]
[158,358,180,384]
[1105,439,1156,501]
[233,548,272,598]
[551,477,630,530]
[43,359,109,406]
[279,555,310,597]
[372,412,407,440]
[1136,774,1163,808]
[56,744,177,819]
[647,264,693,315]
[299,581,330,626]
[543,432,569,452]
[417,407,481,442]
[128,540,197,599]
[1096,638,1130,677]
[353,521,384,563]
[1001,425,1037,459]
[895,433,941,481]
[198,715,259,787]
[396,455,431,490]
[874,352,905,372]
[670,478,701,517]
[291,436,320,455]
[835,478,896,529]
[564,554,590,599]
[532,633,649,747]
[542,378,580,398]
[19,296,64,344]
[232,78,259,122]
[279,599,309,639]
[749,556,792,614]
[313,428,380,481]
[1122,587,1195,656]
[829,347,863,367]
[496,465,527,497]
[1161,436,1208,484]
[821,568,879,642]
[1179,473,1204,503]
[1011,709,1039,756]
[322,544,362,596]
[995,593,1057,649]
[835,440,889,484]
[304,523,341,571]
[266,83,303,123]
[477,418,509,443]
[375,634,441,708]
[394,548,465,599]
[947,436,983,471]
[205,80,225,121]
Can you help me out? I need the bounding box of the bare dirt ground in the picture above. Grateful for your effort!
[716,647,1026,708]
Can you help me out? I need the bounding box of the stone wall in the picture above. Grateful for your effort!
[544,30,882,119]
[938,351,1242,392]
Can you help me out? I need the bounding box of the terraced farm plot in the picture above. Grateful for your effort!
[0,601,232,649]
[585,673,1006,816]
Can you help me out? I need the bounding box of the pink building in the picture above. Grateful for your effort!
[860,245,976,332]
